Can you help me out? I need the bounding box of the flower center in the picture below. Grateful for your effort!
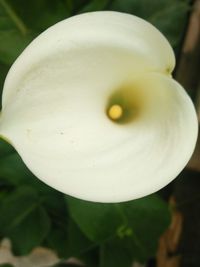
[106,84,144,124]
[108,104,123,120]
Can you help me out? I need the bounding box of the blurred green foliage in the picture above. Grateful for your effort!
[0,0,190,266]
[68,195,170,263]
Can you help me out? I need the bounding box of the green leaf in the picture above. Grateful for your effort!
[45,224,69,258]
[148,2,190,48]
[0,62,9,99]
[7,0,70,32]
[0,153,36,185]
[0,186,38,233]
[66,219,93,257]
[78,0,111,13]
[42,191,67,216]
[64,0,73,15]
[109,0,190,49]
[100,238,134,267]
[0,152,56,194]
[0,264,14,267]
[44,201,69,259]
[121,195,171,260]
[78,246,99,267]
[0,30,33,65]
[0,138,14,158]
[45,217,93,258]
[0,0,34,64]
[0,186,51,255]
[69,0,89,14]
[67,196,123,242]
[67,195,170,261]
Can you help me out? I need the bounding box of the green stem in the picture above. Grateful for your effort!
[0,0,28,35]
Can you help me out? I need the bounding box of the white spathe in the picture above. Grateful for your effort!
[0,11,198,202]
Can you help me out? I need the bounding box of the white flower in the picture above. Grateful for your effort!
[0,11,198,202]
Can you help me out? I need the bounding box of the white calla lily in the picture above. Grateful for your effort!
[0,11,198,202]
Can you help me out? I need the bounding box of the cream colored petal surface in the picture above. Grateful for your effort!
[2,11,174,107]
[0,12,197,202]
[0,71,197,202]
